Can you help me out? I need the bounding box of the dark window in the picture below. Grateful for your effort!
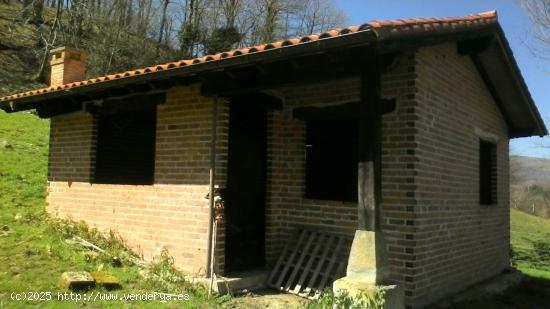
[479,140,497,205]
[94,108,156,185]
[305,119,358,202]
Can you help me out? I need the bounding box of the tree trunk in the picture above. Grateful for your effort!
[155,0,169,58]
[31,0,44,25]
[34,0,63,82]
[21,0,32,21]
[262,0,278,42]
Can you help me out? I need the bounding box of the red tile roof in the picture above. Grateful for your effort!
[0,10,497,103]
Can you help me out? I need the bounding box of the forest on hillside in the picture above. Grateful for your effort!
[4,0,345,82]
[511,156,550,219]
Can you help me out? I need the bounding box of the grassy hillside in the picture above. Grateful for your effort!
[511,208,550,278]
[0,110,48,208]
[510,156,550,219]
[0,110,219,308]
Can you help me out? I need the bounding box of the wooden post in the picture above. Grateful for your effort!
[206,96,218,278]
[358,50,382,231]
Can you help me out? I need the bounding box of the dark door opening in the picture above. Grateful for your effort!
[224,97,267,274]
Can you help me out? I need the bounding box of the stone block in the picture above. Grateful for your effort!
[347,230,376,282]
[60,271,95,290]
[346,230,389,284]
[90,271,121,290]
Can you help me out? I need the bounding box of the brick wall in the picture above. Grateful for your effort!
[409,43,510,308]
[48,112,95,182]
[46,84,229,275]
[265,81,361,263]
[265,46,509,308]
[44,43,510,308]
[265,52,419,291]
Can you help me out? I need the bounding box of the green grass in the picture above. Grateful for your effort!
[0,110,220,308]
[511,208,550,274]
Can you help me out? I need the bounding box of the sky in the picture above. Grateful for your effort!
[334,0,550,158]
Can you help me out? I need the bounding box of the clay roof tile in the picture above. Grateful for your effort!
[0,10,500,103]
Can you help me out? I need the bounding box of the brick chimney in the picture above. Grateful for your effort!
[49,47,87,87]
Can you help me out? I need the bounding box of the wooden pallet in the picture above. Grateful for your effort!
[267,228,351,299]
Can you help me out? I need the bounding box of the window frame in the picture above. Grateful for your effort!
[479,139,497,206]
[304,118,359,203]
[93,107,157,185]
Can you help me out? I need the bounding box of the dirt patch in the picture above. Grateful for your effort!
[224,289,309,309]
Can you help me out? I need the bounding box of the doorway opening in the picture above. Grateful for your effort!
[224,95,268,274]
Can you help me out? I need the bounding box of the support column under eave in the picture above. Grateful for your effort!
[357,50,382,233]
[333,49,403,308]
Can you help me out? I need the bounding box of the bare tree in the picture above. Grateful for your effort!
[136,0,153,35]
[156,0,170,58]
[520,0,550,59]
[21,0,44,25]
[18,0,347,84]
[260,0,278,42]
[224,0,345,46]
[178,0,203,57]
[216,0,240,27]
[34,0,63,82]
[301,0,345,34]
[201,0,243,54]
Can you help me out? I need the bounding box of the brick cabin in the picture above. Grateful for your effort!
[0,11,547,308]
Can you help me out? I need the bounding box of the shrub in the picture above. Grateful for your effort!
[308,288,387,309]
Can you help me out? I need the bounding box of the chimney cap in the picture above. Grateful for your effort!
[49,46,85,54]
[49,47,86,62]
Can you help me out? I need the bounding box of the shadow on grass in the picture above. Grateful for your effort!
[448,274,550,309]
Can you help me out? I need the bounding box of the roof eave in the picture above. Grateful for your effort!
[371,22,547,138]
[492,24,548,137]
[0,29,378,111]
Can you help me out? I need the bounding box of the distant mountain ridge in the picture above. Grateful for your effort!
[511,155,550,184]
